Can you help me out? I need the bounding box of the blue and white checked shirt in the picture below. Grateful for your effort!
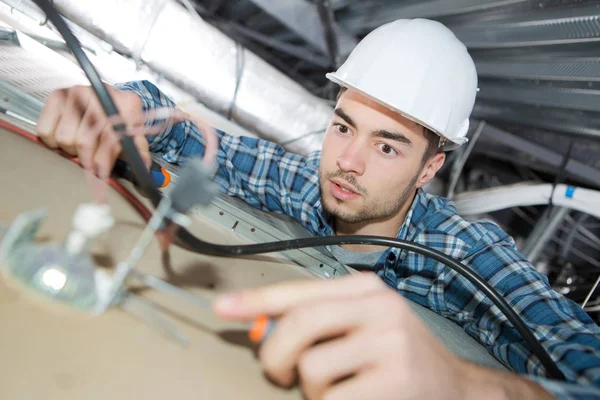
[117,80,600,399]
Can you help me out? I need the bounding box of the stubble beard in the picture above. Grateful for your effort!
[319,169,419,224]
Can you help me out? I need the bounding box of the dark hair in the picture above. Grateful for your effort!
[422,127,442,166]
[336,87,442,165]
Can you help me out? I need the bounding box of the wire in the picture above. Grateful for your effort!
[31,0,160,208]
[32,0,566,381]
[582,274,600,308]
[174,232,572,377]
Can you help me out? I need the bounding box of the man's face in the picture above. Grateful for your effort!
[319,90,433,224]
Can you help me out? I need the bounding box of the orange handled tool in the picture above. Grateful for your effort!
[114,159,171,189]
[248,315,276,343]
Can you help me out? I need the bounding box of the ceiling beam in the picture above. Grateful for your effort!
[477,81,600,112]
[475,57,600,82]
[478,123,600,188]
[339,0,528,32]
[226,22,330,67]
[453,5,600,48]
[246,0,357,57]
[473,101,600,141]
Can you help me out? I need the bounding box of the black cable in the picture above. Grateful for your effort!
[34,0,565,381]
[31,0,162,206]
[173,233,565,380]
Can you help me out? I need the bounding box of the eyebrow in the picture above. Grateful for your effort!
[373,129,413,147]
[333,108,357,129]
[333,108,413,147]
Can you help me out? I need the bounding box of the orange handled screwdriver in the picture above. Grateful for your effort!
[248,315,276,343]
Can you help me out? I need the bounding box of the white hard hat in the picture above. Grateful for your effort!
[326,19,478,151]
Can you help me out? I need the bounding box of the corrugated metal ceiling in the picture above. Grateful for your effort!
[189,0,600,186]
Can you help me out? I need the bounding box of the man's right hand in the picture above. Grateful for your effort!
[37,85,151,179]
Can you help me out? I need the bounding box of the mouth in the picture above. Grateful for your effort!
[331,179,358,194]
[329,179,361,201]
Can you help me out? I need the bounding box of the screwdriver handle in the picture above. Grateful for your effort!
[114,159,171,188]
[248,315,276,343]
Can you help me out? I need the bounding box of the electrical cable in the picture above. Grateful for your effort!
[31,0,566,381]
[582,274,600,309]
[31,0,160,208]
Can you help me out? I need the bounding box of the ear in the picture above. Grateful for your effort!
[415,152,445,189]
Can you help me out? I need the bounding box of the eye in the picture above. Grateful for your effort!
[333,123,349,135]
[377,143,398,156]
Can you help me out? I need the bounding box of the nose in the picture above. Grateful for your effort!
[336,138,366,176]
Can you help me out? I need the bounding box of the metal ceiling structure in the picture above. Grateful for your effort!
[190,0,600,178]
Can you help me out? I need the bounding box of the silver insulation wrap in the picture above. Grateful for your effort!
[2,0,332,155]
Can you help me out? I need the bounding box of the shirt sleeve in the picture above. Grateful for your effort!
[443,222,600,399]
[113,80,322,231]
[527,375,600,399]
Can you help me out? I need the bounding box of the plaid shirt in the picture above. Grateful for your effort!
[117,80,600,399]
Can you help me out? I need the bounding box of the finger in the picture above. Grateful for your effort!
[75,104,104,171]
[54,86,92,155]
[93,126,121,179]
[259,290,406,387]
[37,88,68,148]
[213,273,385,320]
[298,330,385,400]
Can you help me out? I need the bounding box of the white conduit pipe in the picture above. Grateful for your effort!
[453,182,600,220]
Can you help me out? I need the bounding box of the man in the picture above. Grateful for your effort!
[37,19,599,399]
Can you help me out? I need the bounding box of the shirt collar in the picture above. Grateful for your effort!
[315,199,335,236]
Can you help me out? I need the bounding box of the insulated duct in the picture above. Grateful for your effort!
[2,0,333,155]
[453,182,600,220]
